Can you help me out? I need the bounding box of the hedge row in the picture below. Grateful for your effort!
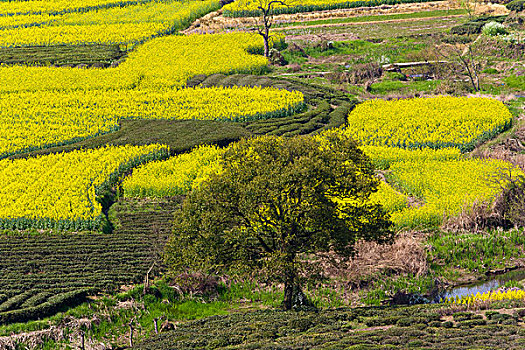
[0,289,91,325]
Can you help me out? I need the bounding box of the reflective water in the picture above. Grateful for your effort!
[432,269,525,302]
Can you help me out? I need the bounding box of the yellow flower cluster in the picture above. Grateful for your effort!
[387,158,522,228]
[0,86,303,158]
[0,144,168,230]
[369,181,408,213]
[124,32,271,89]
[123,145,224,198]
[0,0,220,47]
[443,289,525,305]
[0,0,130,16]
[346,97,513,152]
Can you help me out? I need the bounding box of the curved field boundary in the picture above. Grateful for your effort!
[187,73,357,136]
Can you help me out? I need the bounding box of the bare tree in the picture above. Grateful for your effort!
[434,0,487,92]
[236,0,293,57]
[436,36,484,92]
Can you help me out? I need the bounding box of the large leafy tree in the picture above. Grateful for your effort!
[166,134,394,310]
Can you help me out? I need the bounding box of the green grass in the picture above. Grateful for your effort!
[290,38,427,64]
[369,79,440,94]
[0,44,124,66]
[276,9,468,28]
[362,275,437,306]
[505,75,525,91]
[427,228,525,281]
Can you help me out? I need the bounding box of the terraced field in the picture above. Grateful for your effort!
[0,0,523,348]
[0,198,180,325]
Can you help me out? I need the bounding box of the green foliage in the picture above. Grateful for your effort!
[450,16,506,35]
[506,0,525,12]
[167,134,393,309]
[504,75,525,90]
[288,38,425,65]
[362,275,436,306]
[482,67,499,74]
[0,289,90,325]
[369,80,440,94]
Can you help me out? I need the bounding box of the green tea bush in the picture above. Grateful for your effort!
[506,0,525,12]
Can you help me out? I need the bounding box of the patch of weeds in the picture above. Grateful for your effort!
[482,67,499,74]
[369,80,440,94]
[427,229,525,279]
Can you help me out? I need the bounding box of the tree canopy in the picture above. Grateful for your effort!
[166,134,394,310]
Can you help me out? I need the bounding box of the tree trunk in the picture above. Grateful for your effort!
[282,276,294,310]
[282,253,296,310]
[263,34,270,58]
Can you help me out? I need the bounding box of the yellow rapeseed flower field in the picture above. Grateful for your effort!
[346,97,513,152]
[388,158,522,228]
[123,145,224,198]
[0,144,168,231]
[0,0,220,47]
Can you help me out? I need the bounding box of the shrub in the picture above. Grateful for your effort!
[347,63,383,84]
[482,21,508,36]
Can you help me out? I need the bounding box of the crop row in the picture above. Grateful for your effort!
[0,86,304,158]
[0,198,178,323]
[0,144,167,229]
[135,303,525,349]
[0,289,91,325]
